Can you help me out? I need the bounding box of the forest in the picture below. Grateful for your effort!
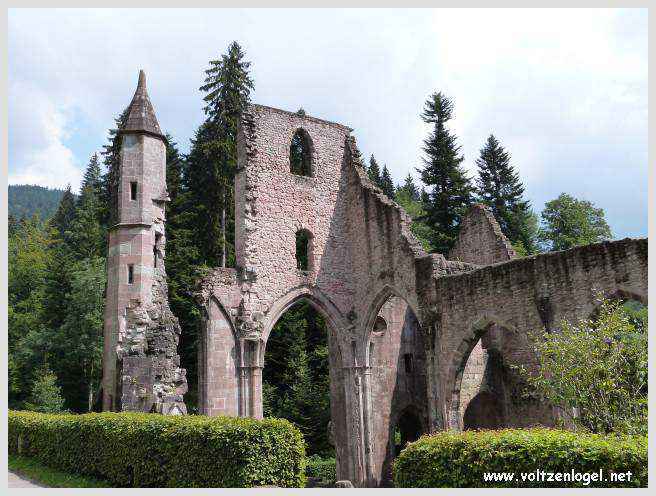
[8,41,616,458]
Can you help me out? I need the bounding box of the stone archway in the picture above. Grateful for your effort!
[364,288,428,487]
[260,290,353,483]
[446,316,515,431]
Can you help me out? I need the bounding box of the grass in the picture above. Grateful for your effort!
[9,454,112,488]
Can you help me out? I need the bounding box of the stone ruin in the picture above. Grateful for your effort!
[102,72,648,487]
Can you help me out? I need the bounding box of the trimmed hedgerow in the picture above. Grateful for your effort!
[393,428,646,488]
[8,410,306,488]
[305,455,336,485]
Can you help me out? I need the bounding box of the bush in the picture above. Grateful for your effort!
[8,410,306,488]
[518,296,647,435]
[393,429,646,488]
[305,455,336,485]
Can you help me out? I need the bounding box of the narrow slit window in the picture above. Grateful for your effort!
[128,264,134,284]
[295,230,311,271]
[130,181,138,201]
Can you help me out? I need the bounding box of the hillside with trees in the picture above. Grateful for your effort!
[8,184,68,221]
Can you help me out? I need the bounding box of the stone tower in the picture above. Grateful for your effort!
[102,70,187,414]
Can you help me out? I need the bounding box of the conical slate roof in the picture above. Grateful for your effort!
[121,70,164,138]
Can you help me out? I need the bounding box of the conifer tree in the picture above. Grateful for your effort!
[100,109,129,230]
[417,92,474,254]
[50,185,76,245]
[191,41,254,268]
[367,154,382,187]
[380,165,395,199]
[397,173,420,201]
[68,154,105,260]
[81,153,103,198]
[475,134,538,254]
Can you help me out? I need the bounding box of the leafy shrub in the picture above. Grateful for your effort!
[305,455,336,485]
[518,296,647,435]
[394,429,646,488]
[8,410,306,488]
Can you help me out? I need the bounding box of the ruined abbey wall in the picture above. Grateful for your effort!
[100,74,647,487]
[195,102,648,487]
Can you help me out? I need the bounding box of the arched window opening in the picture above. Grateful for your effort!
[263,299,332,457]
[296,230,312,271]
[373,316,387,337]
[290,129,312,176]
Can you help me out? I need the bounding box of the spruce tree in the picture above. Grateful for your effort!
[367,154,381,187]
[380,165,395,199]
[50,185,76,245]
[68,154,105,260]
[100,109,129,230]
[194,41,254,268]
[417,92,474,254]
[475,134,537,254]
[81,153,103,198]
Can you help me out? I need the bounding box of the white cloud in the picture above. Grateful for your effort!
[7,8,647,236]
[8,82,82,190]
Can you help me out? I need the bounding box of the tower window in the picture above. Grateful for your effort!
[127,264,135,284]
[290,129,312,176]
[130,182,138,201]
[295,230,311,271]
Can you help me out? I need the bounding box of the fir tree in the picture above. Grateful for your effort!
[380,165,395,199]
[81,153,103,197]
[367,154,382,187]
[194,41,254,268]
[397,173,420,201]
[100,109,129,230]
[50,185,76,245]
[417,92,474,254]
[475,134,537,254]
[68,154,105,260]
[164,135,203,409]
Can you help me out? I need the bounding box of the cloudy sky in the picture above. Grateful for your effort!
[8,8,647,238]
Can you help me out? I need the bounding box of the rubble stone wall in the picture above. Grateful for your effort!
[197,103,648,487]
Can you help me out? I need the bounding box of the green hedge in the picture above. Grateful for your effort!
[8,410,306,488]
[394,429,646,488]
[306,455,336,485]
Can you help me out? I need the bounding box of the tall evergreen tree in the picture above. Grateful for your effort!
[50,185,76,245]
[417,92,474,254]
[100,109,129,231]
[380,165,395,199]
[81,153,103,197]
[367,154,382,187]
[475,134,538,254]
[68,154,105,260]
[193,40,254,268]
